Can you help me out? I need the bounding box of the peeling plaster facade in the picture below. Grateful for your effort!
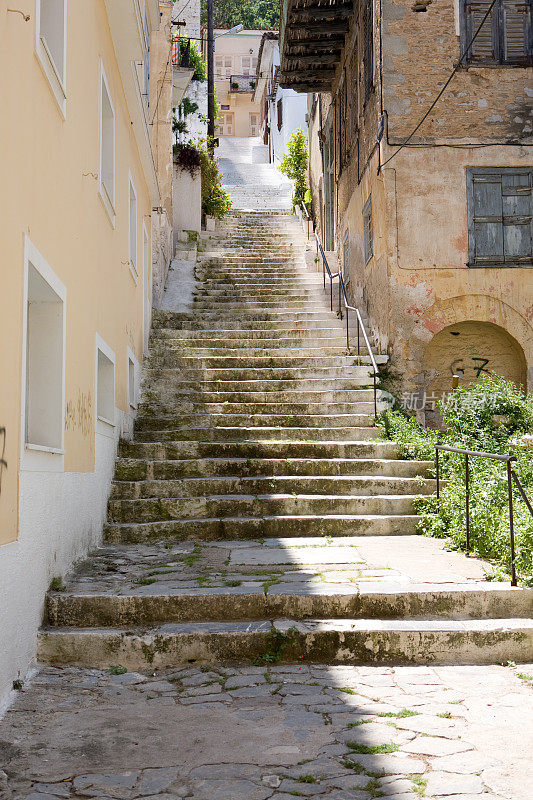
[306,0,533,420]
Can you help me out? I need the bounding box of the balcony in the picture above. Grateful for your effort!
[228,74,257,93]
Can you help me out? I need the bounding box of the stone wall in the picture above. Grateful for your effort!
[307,0,533,424]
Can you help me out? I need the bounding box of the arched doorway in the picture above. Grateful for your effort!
[422,321,527,427]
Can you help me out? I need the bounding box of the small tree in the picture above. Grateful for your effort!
[279,129,309,211]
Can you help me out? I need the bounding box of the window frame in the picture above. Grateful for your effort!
[127,348,139,410]
[95,334,116,431]
[99,62,116,226]
[35,0,68,117]
[20,236,67,471]
[466,167,533,268]
[461,0,533,67]
[128,171,138,281]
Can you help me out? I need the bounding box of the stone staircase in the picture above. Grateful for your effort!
[39,210,533,669]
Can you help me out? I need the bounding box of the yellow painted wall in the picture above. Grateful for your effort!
[0,1,154,545]
[214,30,262,138]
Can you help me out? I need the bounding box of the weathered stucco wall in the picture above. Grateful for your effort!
[308,0,533,423]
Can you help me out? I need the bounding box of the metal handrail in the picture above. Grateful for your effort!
[435,444,533,587]
[315,233,379,419]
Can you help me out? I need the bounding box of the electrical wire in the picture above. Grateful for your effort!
[380,0,498,169]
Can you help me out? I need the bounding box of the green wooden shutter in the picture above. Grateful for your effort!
[502,172,533,264]
[469,172,504,265]
[465,0,498,61]
[501,0,532,64]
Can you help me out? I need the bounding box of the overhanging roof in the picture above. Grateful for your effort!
[279,0,353,92]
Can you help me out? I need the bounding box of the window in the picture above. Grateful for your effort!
[467,168,533,267]
[129,174,138,277]
[462,0,532,65]
[241,55,258,76]
[364,0,374,100]
[249,113,259,136]
[128,352,138,409]
[96,338,115,426]
[36,0,67,114]
[215,55,233,77]
[23,243,66,453]
[100,65,115,219]
[337,70,348,170]
[363,196,373,263]
[277,99,283,132]
[343,230,350,284]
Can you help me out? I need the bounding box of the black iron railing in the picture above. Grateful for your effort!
[435,444,533,587]
[314,233,379,419]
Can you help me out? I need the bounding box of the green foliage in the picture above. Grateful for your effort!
[378,375,533,584]
[378,408,440,461]
[198,144,232,218]
[179,37,207,82]
[279,129,309,211]
[200,0,279,29]
[108,665,128,675]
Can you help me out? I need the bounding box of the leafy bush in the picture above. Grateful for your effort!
[279,129,309,212]
[199,145,232,218]
[378,375,533,585]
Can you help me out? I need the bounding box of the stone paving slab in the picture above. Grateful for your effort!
[0,663,531,800]
[49,536,499,597]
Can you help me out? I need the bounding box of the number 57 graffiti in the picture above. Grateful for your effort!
[0,427,6,497]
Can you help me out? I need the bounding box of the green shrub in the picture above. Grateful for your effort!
[378,375,533,584]
[279,129,309,212]
[199,145,232,218]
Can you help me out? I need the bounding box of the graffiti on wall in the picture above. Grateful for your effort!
[0,427,6,497]
[450,357,491,380]
[65,391,93,437]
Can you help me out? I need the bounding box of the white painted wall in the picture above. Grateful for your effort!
[268,49,308,165]
[0,413,133,714]
[270,86,308,165]
[173,164,202,242]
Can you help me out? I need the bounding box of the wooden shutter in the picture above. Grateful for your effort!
[465,0,497,61]
[468,172,504,264]
[501,172,533,263]
[277,99,283,131]
[502,0,532,64]
[348,41,359,150]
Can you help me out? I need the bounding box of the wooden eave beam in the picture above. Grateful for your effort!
[286,19,349,34]
[280,68,336,80]
[289,6,353,21]
[286,52,339,64]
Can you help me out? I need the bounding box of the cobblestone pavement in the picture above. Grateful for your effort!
[1,663,531,800]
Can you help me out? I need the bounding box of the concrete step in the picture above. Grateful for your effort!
[143,366,375,382]
[117,439,401,461]
[134,413,376,431]
[110,475,436,501]
[133,426,381,443]
[107,494,420,524]
[114,457,432,481]
[38,617,533,668]
[145,355,384,370]
[138,401,377,416]
[139,389,378,405]
[44,533,532,628]
[103,514,422,543]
